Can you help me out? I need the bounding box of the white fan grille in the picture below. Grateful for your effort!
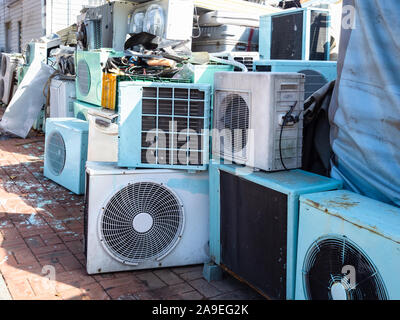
[77,59,91,96]
[100,182,184,264]
[47,131,66,176]
[214,92,250,160]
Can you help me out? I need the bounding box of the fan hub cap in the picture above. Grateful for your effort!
[132,213,153,233]
[330,282,348,300]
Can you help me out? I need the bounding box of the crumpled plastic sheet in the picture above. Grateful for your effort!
[0,62,54,139]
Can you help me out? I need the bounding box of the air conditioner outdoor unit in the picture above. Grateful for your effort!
[128,0,194,43]
[87,108,118,162]
[259,8,331,61]
[0,53,23,105]
[49,77,76,118]
[84,161,209,274]
[77,1,135,51]
[220,52,260,72]
[118,81,212,170]
[296,190,400,300]
[73,100,101,122]
[213,72,305,172]
[204,161,342,299]
[254,60,337,100]
[76,49,125,107]
[44,118,89,195]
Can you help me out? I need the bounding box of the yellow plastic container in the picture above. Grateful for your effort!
[101,73,118,110]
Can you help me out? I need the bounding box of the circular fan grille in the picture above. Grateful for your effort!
[219,94,250,153]
[299,69,328,100]
[303,235,388,300]
[77,60,91,96]
[1,55,7,77]
[0,79,4,99]
[46,131,66,176]
[100,182,184,264]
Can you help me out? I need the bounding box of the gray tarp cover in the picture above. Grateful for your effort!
[0,62,54,139]
[329,0,400,207]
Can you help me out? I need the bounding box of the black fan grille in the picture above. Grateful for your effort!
[216,93,250,159]
[100,182,184,264]
[46,131,66,176]
[1,55,7,77]
[0,78,4,99]
[303,235,388,300]
[77,59,91,96]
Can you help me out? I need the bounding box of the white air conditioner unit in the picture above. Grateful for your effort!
[213,72,305,172]
[77,1,135,51]
[49,77,76,118]
[87,108,118,162]
[0,53,22,105]
[128,0,194,42]
[84,162,209,274]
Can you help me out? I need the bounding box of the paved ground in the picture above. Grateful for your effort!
[0,115,263,300]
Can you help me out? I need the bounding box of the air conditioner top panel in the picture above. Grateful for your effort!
[216,163,342,196]
[118,81,211,91]
[254,60,337,67]
[47,118,88,133]
[87,108,118,121]
[260,7,330,20]
[86,161,179,176]
[300,190,400,243]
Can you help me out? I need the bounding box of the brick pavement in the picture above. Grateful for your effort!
[0,115,264,301]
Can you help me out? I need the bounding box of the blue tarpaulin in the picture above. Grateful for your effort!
[329,0,400,207]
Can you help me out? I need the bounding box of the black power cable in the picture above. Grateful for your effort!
[279,101,301,171]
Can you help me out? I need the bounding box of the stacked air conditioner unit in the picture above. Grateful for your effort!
[259,7,331,61]
[118,81,212,170]
[44,119,89,195]
[212,72,305,172]
[296,190,400,300]
[254,60,337,99]
[76,1,136,51]
[205,160,341,299]
[128,0,194,48]
[49,77,76,118]
[192,10,259,53]
[85,162,209,274]
[0,53,23,105]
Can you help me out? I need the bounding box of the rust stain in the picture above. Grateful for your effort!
[305,199,400,245]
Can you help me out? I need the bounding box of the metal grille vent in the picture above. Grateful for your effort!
[299,69,328,100]
[215,92,250,160]
[100,182,184,264]
[0,79,4,99]
[46,131,66,176]
[303,236,388,300]
[140,86,207,166]
[93,20,102,49]
[1,55,7,77]
[77,59,91,96]
[233,57,254,71]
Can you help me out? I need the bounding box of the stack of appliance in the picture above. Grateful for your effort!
[203,70,343,300]
[44,0,221,275]
[254,7,337,100]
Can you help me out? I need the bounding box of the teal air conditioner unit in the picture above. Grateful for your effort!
[204,161,342,300]
[75,49,124,107]
[73,100,101,122]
